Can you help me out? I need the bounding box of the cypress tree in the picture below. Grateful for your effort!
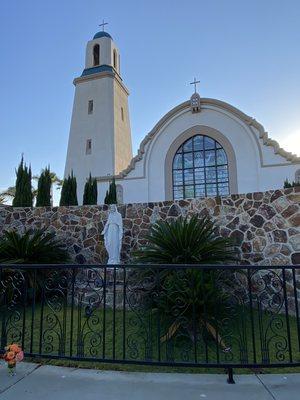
[110,177,117,203]
[92,175,97,203]
[36,167,52,207]
[83,173,98,205]
[59,177,68,206]
[104,177,117,204]
[104,190,109,205]
[59,171,78,206]
[70,172,78,205]
[284,179,292,189]
[83,176,90,205]
[13,156,33,207]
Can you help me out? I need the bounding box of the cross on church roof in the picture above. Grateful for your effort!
[99,19,108,31]
[190,77,200,93]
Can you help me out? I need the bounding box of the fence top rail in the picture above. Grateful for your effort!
[0,263,299,270]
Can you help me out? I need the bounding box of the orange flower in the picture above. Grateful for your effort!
[10,344,21,353]
[5,351,15,361]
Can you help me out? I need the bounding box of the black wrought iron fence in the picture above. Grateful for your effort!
[1,264,300,383]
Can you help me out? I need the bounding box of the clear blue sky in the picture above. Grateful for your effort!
[1,0,300,194]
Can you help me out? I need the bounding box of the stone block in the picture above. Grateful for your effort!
[250,214,264,228]
[292,253,300,265]
[272,229,288,243]
[290,234,300,251]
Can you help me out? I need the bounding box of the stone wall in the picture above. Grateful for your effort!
[0,188,299,265]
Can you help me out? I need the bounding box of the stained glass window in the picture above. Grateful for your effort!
[172,135,229,199]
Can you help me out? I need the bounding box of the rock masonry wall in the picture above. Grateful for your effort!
[0,188,299,266]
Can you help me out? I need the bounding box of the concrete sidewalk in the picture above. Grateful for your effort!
[0,362,299,400]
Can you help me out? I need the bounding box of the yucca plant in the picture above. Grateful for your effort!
[133,215,237,350]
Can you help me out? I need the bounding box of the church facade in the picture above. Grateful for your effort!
[64,30,300,205]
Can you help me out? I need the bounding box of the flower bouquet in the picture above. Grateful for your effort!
[2,344,24,376]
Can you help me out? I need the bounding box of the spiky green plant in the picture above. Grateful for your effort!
[0,228,70,296]
[133,215,236,264]
[0,229,70,264]
[133,215,237,350]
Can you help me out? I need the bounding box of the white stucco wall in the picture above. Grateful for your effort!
[65,31,300,205]
[110,100,300,204]
[65,76,116,202]
[85,37,120,74]
[65,33,131,205]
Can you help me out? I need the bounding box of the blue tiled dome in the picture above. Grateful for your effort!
[93,31,112,40]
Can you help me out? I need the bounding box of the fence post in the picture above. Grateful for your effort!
[227,367,235,384]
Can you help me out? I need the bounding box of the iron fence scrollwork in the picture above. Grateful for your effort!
[1,264,300,383]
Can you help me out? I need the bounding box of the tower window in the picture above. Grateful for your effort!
[93,44,100,66]
[86,139,92,155]
[88,100,93,114]
[121,107,124,121]
[113,49,117,69]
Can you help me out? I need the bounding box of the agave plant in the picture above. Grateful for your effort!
[133,215,237,350]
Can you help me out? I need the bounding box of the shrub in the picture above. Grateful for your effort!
[0,228,70,264]
[0,228,70,293]
[133,215,237,349]
[133,215,236,264]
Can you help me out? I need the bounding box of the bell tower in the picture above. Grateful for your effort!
[64,25,133,203]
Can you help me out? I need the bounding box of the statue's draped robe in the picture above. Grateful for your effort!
[102,210,123,264]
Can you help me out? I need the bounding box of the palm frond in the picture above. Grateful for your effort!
[133,215,237,264]
[0,228,70,264]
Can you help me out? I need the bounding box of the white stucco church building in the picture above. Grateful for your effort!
[64,28,300,205]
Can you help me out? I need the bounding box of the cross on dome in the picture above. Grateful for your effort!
[99,19,108,31]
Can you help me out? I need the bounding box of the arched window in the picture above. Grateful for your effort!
[116,184,123,204]
[172,135,229,200]
[295,169,300,184]
[93,44,100,66]
[113,49,117,69]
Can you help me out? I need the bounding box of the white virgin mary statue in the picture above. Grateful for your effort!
[101,204,123,265]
